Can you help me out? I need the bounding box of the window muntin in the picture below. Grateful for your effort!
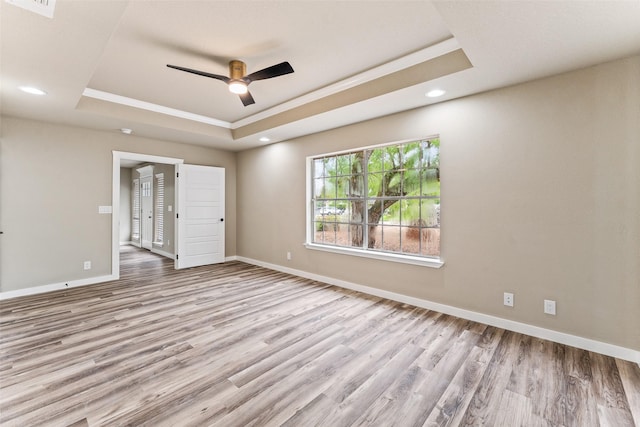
[311,138,440,259]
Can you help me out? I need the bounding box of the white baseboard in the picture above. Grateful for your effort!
[151,247,175,260]
[236,256,640,364]
[0,275,117,300]
[120,241,134,246]
[225,255,238,262]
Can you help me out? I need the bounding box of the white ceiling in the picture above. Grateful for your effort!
[2,0,639,152]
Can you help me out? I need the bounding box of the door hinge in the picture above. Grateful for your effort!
[176,254,179,259]
[176,172,179,178]
[176,213,179,219]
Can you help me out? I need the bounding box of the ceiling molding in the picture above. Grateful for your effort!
[232,48,473,140]
[78,38,465,141]
[82,88,232,128]
[231,37,461,129]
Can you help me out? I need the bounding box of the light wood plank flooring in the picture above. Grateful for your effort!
[1,246,638,426]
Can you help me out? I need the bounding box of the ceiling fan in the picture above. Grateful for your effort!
[167,60,294,106]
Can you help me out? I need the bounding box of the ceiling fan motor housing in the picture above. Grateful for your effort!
[229,60,247,80]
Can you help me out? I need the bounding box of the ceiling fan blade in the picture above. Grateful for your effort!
[239,91,255,106]
[245,61,294,82]
[167,64,230,83]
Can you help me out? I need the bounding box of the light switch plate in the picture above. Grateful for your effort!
[98,205,112,214]
[544,299,556,315]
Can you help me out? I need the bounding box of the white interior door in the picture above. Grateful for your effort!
[140,175,153,250]
[176,164,225,269]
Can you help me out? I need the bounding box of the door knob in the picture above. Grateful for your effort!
[220,218,224,222]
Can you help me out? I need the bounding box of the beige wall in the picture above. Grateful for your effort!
[237,55,640,350]
[0,119,237,291]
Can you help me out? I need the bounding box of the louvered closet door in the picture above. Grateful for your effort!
[154,173,164,245]
[131,178,141,246]
[140,175,153,250]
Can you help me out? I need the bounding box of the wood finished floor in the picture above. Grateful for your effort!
[1,247,638,427]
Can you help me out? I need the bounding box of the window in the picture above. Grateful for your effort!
[154,173,164,245]
[307,138,441,266]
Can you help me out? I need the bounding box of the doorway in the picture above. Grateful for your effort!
[112,151,226,280]
[112,152,183,279]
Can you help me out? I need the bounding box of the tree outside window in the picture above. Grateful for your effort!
[311,138,440,258]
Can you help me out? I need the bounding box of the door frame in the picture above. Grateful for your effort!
[112,151,184,280]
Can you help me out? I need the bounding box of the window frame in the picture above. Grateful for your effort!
[304,137,444,269]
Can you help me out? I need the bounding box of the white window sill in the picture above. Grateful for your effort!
[304,242,444,268]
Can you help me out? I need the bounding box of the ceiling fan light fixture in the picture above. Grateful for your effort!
[229,80,248,95]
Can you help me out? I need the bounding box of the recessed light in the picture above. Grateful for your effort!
[426,89,446,98]
[120,128,133,135]
[19,86,47,95]
[259,137,270,142]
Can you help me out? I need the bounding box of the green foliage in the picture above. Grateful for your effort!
[313,138,440,246]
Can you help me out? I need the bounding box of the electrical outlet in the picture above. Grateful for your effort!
[544,299,556,315]
[83,261,91,270]
[286,251,292,261]
[503,292,514,307]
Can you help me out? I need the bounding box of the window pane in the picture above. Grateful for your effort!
[324,156,337,177]
[421,169,440,197]
[403,141,421,169]
[400,199,421,226]
[337,176,350,198]
[322,225,337,244]
[421,199,440,227]
[314,178,324,198]
[314,159,325,178]
[421,228,440,257]
[368,148,384,173]
[382,200,398,225]
[382,225,401,252]
[336,154,351,177]
[313,222,323,242]
[402,226,421,255]
[368,173,383,197]
[369,224,382,249]
[350,174,364,197]
[367,199,383,226]
[348,224,363,248]
[384,171,402,196]
[384,146,401,172]
[403,168,421,195]
[351,153,365,174]
[337,202,349,220]
[421,140,439,169]
[350,200,365,223]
